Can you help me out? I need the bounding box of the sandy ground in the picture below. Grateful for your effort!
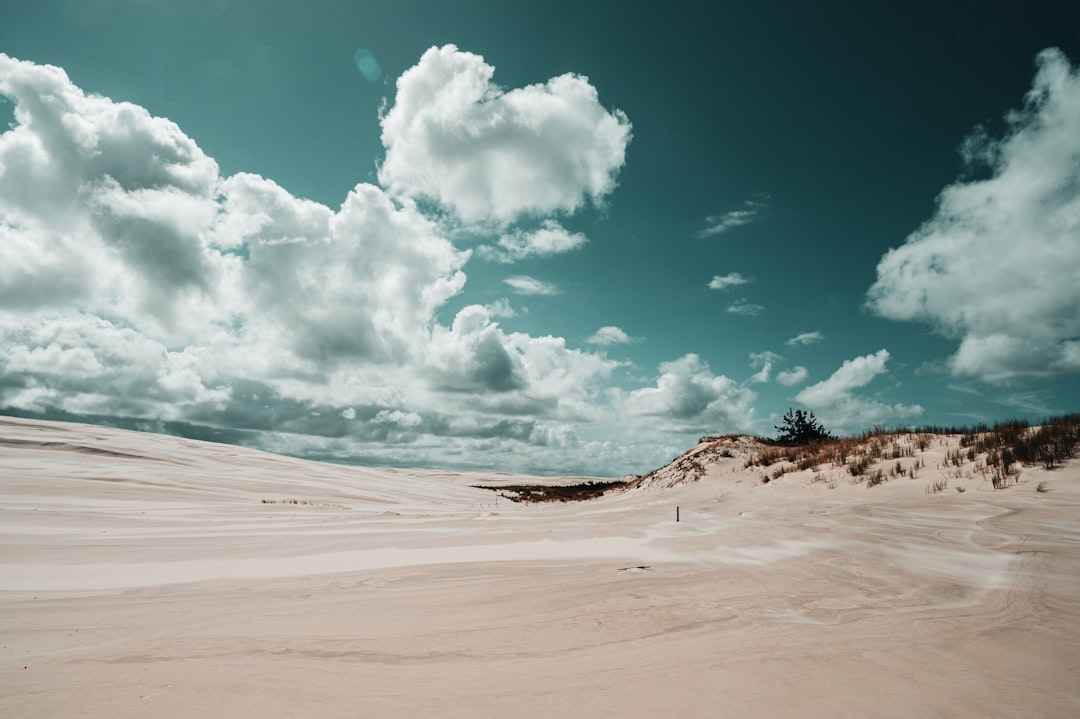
[2,416,1079,718]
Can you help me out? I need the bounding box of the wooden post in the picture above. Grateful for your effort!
[676,505,680,522]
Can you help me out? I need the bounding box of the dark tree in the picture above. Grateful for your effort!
[773,408,833,446]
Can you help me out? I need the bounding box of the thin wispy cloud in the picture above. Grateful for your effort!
[707,272,750,291]
[503,275,559,295]
[726,298,765,316]
[698,198,768,238]
[786,331,823,346]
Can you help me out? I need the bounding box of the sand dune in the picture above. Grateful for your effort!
[2,416,1079,717]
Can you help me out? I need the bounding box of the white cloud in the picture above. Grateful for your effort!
[484,298,517,318]
[0,52,641,476]
[3,51,856,478]
[503,275,558,295]
[707,272,750,291]
[726,298,765,316]
[698,199,767,238]
[426,304,527,393]
[795,350,923,432]
[0,53,223,341]
[776,366,809,386]
[0,314,231,419]
[479,219,588,262]
[796,350,890,406]
[378,44,632,225]
[867,48,1080,383]
[373,409,422,428]
[749,351,780,383]
[786,331,823,346]
[507,331,621,411]
[586,326,633,346]
[624,354,756,432]
[227,174,469,365]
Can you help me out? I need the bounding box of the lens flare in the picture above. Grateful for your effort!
[353,48,381,82]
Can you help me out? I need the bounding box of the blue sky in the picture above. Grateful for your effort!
[1,1,1079,476]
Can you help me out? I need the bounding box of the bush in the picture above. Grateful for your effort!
[773,408,833,446]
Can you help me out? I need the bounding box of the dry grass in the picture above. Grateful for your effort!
[472,480,629,503]
[926,479,949,495]
[737,413,1080,491]
[261,498,348,508]
[633,413,1080,494]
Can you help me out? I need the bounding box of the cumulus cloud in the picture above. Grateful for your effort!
[0,52,471,368]
[0,53,222,339]
[786,331,823,346]
[233,174,469,365]
[726,298,765,316]
[586,326,633,346]
[378,44,631,225]
[503,275,558,295]
[795,350,923,431]
[625,354,756,432]
[426,305,527,393]
[707,272,750,291]
[484,298,517,318]
[867,48,1080,383]
[776,366,809,386]
[0,52,641,475]
[479,219,588,262]
[5,51,823,478]
[0,314,231,419]
[698,199,767,238]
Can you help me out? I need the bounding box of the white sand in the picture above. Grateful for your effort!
[2,416,1079,717]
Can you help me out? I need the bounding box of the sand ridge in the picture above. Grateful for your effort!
[2,416,1079,717]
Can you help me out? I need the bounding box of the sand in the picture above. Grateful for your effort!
[2,416,1079,717]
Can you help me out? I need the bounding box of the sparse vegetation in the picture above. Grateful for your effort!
[926,479,949,495]
[261,498,347,508]
[472,480,628,503]
[772,408,833,446]
[734,413,1080,490]
[636,413,1079,496]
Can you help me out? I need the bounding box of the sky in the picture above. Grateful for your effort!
[1,1,1079,477]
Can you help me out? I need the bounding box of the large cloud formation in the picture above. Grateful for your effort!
[378,45,632,225]
[0,51,737,476]
[867,49,1080,383]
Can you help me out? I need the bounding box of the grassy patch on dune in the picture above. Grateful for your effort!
[744,413,1080,489]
